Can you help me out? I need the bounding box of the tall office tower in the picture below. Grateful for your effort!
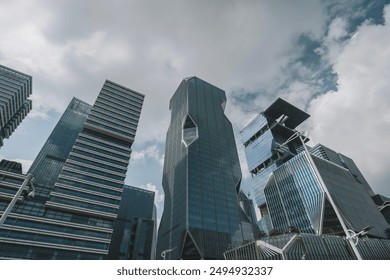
[240,98,309,231]
[0,65,32,148]
[28,97,92,192]
[107,185,156,260]
[242,98,389,239]
[157,77,250,260]
[0,80,144,259]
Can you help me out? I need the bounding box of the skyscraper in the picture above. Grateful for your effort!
[240,98,309,231]
[241,98,390,241]
[157,77,251,260]
[264,150,389,238]
[0,80,144,259]
[28,97,92,191]
[0,64,32,148]
[107,185,156,260]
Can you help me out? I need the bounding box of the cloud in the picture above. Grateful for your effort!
[2,0,390,217]
[1,0,331,145]
[131,145,164,167]
[308,4,390,197]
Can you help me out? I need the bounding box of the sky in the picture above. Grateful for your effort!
[1,0,390,224]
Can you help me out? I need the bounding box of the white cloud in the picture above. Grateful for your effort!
[308,5,390,196]
[2,1,389,216]
[131,145,164,167]
[327,17,349,41]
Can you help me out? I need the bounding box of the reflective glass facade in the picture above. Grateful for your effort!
[241,98,389,239]
[264,153,326,234]
[107,185,156,260]
[157,77,248,260]
[28,98,91,192]
[0,80,144,259]
[264,148,390,239]
[310,144,375,196]
[0,65,32,148]
[312,155,389,238]
[240,98,309,228]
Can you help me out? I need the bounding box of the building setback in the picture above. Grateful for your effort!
[0,80,145,259]
[157,77,252,260]
[0,65,32,148]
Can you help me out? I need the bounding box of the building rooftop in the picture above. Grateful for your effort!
[264,98,310,129]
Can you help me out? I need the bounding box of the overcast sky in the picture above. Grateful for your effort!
[1,0,390,223]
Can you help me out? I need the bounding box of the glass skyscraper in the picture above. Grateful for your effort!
[28,97,92,191]
[107,185,156,260]
[264,151,389,238]
[0,80,144,259]
[157,77,251,260]
[240,98,309,232]
[241,98,390,242]
[0,64,32,148]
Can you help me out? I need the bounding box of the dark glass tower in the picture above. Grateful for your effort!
[0,80,144,259]
[107,185,156,260]
[157,77,248,260]
[0,64,32,148]
[28,97,91,192]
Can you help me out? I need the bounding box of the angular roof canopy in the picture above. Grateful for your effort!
[264,98,310,129]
